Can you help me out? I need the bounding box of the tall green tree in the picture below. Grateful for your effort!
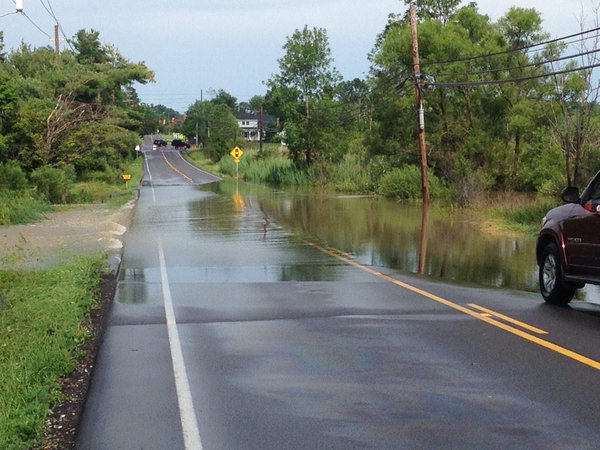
[183,100,239,161]
[267,25,342,166]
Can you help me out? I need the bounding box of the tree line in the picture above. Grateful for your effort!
[0,28,153,202]
[175,1,600,203]
[1,1,599,205]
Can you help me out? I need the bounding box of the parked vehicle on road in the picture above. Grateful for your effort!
[171,139,190,149]
[153,139,167,147]
[537,170,600,305]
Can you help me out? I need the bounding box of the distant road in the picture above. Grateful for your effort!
[142,135,221,185]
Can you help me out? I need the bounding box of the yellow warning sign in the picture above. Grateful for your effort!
[230,146,244,161]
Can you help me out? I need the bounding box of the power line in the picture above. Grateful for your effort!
[422,26,600,68]
[0,11,17,18]
[430,48,600,79]
[37,0,75,51]
[427,62,600,88]
[20,11,51,38]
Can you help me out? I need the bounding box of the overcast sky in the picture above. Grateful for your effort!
[0,0,597,112]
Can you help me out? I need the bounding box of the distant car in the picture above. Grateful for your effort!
[153,139,167,147]
[171,139,191,150]
[537,169,600,305]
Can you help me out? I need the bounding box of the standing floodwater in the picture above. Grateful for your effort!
[204,180,600,303]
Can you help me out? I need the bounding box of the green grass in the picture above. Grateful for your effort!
[0,256,105,449]
[182,149,222,175]
[69,158,144,206]
[0,191,50,226]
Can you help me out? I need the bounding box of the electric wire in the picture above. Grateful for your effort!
[38,0,75,51]
[427,62,600,88]
[422,26,600,68]
[430,48,600,79]
[0,11,17,18]
[20,11,51,38]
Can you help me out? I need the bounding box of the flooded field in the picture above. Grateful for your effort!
[197,180,600,303]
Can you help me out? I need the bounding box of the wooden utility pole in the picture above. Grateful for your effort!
[259,105,264,155]
[409,1,430,206]
[54,24,61,66]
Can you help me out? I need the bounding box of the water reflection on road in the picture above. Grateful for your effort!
[191,180,600,303]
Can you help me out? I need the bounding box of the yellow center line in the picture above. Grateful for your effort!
[468,303,548,335]
[161,150,194,183]
[306,241,600,372]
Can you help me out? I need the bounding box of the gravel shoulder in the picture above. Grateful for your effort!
[0,198,136,450]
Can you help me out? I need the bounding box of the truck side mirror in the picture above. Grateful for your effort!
[561,186,580,203]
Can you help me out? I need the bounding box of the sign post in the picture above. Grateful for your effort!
[229,146,244,179]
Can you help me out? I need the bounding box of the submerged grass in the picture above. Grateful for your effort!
[477,193,562,235]
[0,256,104,449]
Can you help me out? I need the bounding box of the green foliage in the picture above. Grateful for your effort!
[1,29,152,175]
[378,165,447,200]
[0,162,27,191]
[219,152,308,186]
[183,101,240,161]
[309,155,372,193]
[502,201,560,228]
[0,257,104,449]
[30,165,75,204]
[0,191,49,225]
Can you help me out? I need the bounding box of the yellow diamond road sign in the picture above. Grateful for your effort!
[230,146,244,161]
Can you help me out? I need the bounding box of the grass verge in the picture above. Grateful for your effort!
[0,191,50,226]
[69,158,144,207]
[0,256,106,449]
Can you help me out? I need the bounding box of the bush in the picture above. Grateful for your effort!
[0,162,27,191]
[310,156,371,193]
[378,165,447,200]
[30,165,74,204]
[0,191,49,225]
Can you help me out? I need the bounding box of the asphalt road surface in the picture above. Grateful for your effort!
[77,139,600,449]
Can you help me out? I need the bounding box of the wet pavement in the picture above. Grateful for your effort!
[77,142,600,449]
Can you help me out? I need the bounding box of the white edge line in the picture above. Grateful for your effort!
[175,150,222,182]
[144,151,157,202]
[158,238,203,450]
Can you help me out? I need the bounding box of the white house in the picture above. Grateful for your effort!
[236,112,260,141]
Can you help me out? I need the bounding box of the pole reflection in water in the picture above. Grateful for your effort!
[418,203,429,276]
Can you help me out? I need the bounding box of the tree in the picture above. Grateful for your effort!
[210,89,237,111]
[546,7,600,187]
[412,0,462,25]
[72,29,109,64]
[183,100,240,161]
[3,29,153,172]
[267,25,342,166]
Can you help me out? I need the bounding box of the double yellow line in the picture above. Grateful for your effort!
[306,241,600,371]
[161,150,193,183]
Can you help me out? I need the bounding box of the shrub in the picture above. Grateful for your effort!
[0,162,28,191]
[378,165,447,200]
[30,165,74,204]
[0,191,49,225]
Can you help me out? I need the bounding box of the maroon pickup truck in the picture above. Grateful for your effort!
[537,170,600,305]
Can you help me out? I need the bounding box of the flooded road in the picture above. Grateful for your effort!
[211,180,600,303]
[77,148,600,449]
